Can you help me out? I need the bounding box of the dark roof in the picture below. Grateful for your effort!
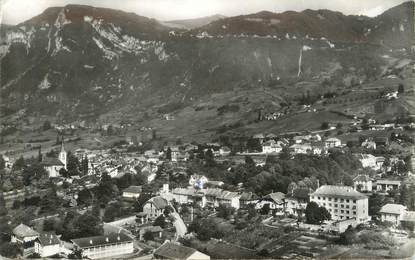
[123,185,142,194]
[147,196,168,210]
[71,233,133,249]
[37,233,60,246]
[41,157,64,166]
[154,242,198,259]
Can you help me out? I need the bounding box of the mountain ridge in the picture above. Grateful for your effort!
[0,2,413,139]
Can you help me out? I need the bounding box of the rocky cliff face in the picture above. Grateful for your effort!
[0,2,412,122]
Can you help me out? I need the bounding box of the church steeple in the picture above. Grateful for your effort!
[58,137,67,170]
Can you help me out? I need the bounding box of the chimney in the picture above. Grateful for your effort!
[105,237,109,242]
[89,240,93,245]
[117,236,120,241]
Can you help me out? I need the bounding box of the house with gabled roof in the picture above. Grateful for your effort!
[143,196,169,219]
[256,192,286,214]
[12,223,39,244]
[379,204,407,225]
[34,232,61,257]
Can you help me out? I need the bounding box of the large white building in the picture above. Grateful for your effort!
[34,233,61,257]
[71,233,133,259]
[310,185,369,223]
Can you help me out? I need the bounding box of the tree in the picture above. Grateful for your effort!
[67,152,81,176]
[39,186,60,214]
[81,156,89,176]
[42,120,52,131]
[279,147,291,160]
[260,204,271,215]
[321,122,329,130]
[305,202,331,224]
[0,155,5,170]
[204,149,215,167]
[73,212,103,238]
[217,204,235,220]
[338,225,357,245]
[369,193,385,217]
[188,217,224,241]
[0,242,20,258]
[166,147,172,161]
[153,215,166,228]
[398,84,404,94]
[143,231,155,241]
[13,156,25,171]
[103,203,123,222]
[246,139,262,152]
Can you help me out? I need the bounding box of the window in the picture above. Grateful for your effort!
[352,206,356,209]
[346,210,349,214]
[346,199,349,203]
[341,204,344,208]
[328,198,332,201]
[340,199,344,202]
[328,203,332,207]
[353,200,356,203]
[353,211,356,215]
[334,209,338,213]
[335,204,338,208]
[334,198,338,202]
[341,210,344,213]
[346,205,349,209]
[318,196,321,200]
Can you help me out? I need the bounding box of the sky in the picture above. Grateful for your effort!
[0,0,410,25]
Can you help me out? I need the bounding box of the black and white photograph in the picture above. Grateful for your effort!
[0,0,414,259]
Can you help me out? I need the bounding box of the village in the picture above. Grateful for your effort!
[0,114,414,259]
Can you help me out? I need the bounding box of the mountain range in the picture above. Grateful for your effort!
[0,2,413,141]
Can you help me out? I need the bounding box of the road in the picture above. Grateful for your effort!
[170,212,187,240]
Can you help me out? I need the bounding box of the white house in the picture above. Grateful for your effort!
[353,175,372,192]
[34,233,61,257]
[379,204,407,225]
[122,186,142,199]
[143,196,169,219]
[324,138,342,148]
[189,175,209,189]
[289,143,312,154]
[71,233,133,259]
[262,140,282,154]
[310,185,369,223]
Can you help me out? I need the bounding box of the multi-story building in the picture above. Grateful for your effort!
[310,185,369,223]
[71,233,133,259]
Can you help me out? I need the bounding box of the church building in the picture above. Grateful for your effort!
[42,140,67,178]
